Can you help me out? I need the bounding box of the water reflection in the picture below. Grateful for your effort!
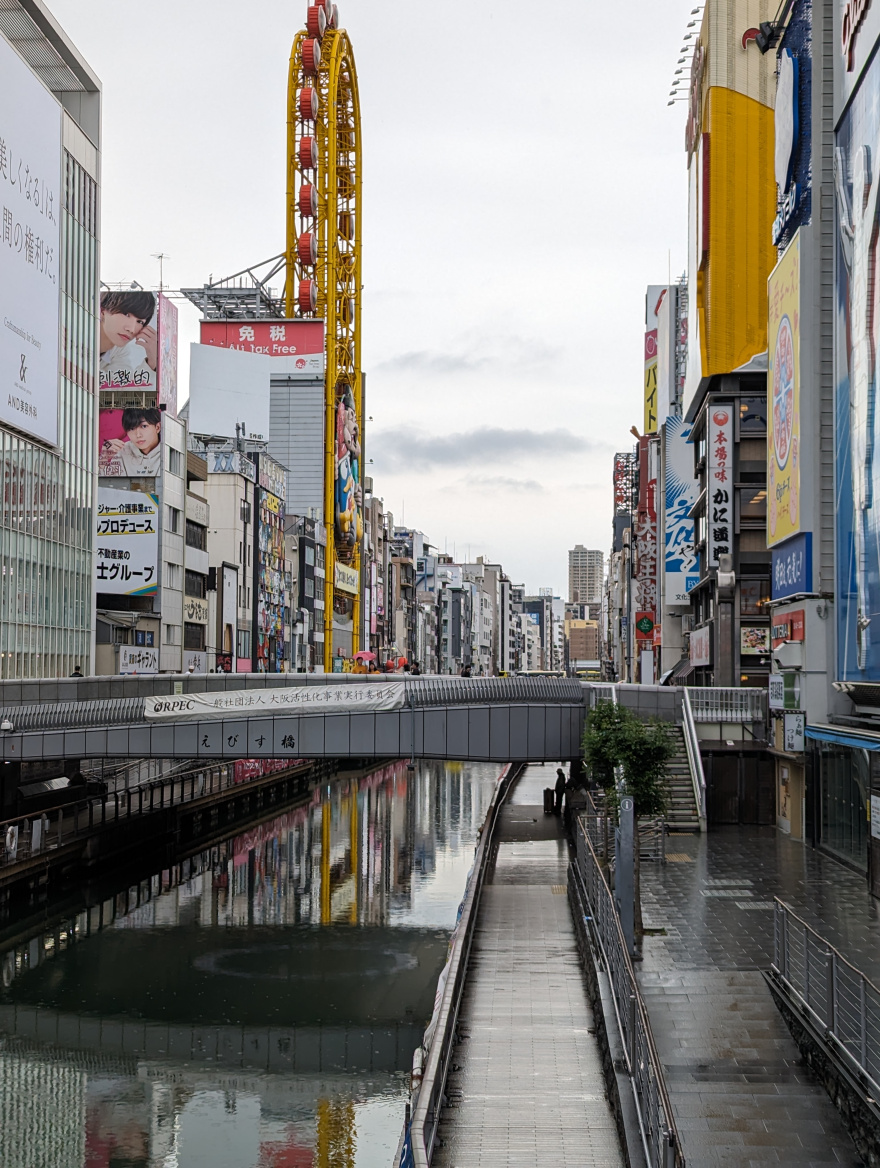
[0,759,501,1167]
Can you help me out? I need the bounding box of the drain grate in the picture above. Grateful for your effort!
[550,885,567,895]
[665,853,694,862]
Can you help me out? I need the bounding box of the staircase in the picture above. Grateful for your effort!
[665,725,701,831]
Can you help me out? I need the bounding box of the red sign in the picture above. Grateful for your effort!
[200,319,325,360]
[772,608,805,649]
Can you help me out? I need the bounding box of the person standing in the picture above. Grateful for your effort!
[554,767,566,816]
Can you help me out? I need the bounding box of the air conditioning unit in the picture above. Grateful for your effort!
[680,614,695,633]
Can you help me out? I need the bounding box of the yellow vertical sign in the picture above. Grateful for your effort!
[767,233,800,546]
[644,329,658,434]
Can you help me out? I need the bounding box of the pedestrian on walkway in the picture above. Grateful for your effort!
[554,767,566,815]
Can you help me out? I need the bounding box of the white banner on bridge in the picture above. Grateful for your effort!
[144,682,407,721]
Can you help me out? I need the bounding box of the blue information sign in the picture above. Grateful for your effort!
[772,531,812,601]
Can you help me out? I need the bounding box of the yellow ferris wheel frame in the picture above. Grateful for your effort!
[286,21,363,673]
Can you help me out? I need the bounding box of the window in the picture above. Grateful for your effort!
[237,629,251,658]
[240,499,252,524]
[184,622,205,650]
[96,620,112,644]
[185,569,207,598]
[185,519,207,550]
[113,626,131,645]
[316,544,325,570]
[305,577,315,598]
[167,447,183,476]
[305,545,315,567]
[164,562,182,590]
[740,579,770,616]
[165,506,181,534]
[739,487,767,521]
[740,397,767,433]
[163,623,181,645]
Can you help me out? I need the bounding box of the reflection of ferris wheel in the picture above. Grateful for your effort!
[286,1,362,668]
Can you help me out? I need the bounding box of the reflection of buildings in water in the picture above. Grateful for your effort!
[0,1051,85,1168]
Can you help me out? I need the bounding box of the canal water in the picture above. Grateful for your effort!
[0,759,506,1167]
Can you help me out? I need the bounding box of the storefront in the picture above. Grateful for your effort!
[806,726,877,873]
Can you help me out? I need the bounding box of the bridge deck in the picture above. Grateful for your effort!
[434,765,624,1166]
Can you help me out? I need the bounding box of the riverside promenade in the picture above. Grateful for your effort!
[638,827,875,1166]
[433,764,624,1167]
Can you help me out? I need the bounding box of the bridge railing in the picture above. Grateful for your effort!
[771,899,880,1099]
[686,686,766,724]
[571,818,684,1168]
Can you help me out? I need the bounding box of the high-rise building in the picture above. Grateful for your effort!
[568,545,604,605]
[0,5,101,678]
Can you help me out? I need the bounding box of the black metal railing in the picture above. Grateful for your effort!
[572,818,684,1168]
[771,898,880,1097]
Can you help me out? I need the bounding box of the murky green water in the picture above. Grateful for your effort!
[0,759,503,1167]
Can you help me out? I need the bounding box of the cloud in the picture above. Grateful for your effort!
[463,474,544,493]
[376,349,490,375]
[369,426,596,473]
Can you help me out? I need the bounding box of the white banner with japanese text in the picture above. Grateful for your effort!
[96,488,159,596]
[145,681,407,721]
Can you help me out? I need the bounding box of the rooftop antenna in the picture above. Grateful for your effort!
[152,252,170,292]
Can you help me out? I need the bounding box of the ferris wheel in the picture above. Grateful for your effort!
[286,1,363,668]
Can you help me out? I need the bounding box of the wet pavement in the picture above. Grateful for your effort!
[435,764,624,1167]
[0,759,505,1168]
[638,827,878,1166]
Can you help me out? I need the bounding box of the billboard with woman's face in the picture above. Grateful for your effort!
[99,407,162,477]
[335,386,362,563]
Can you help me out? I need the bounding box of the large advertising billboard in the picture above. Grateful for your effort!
[663,415,699,604]
[335,386,362,561]
[99,407,163,477]
[835,58,880,678]
[188,343,271,440]
[199,319,324,375]
[95,488,159,596]
[157,292,178,417]
[0,33,62,447]
[99,289,158,391]
[768,234,801,547]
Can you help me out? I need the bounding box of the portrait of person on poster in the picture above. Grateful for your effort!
[99,290,158,390]
[335,387,362,558]
[99,407,163,477]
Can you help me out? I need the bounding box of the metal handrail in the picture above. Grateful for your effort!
[680,688,707,831]
[406,762,521,1166]
[572,818,684,1168]
[0,677,586,735]
[771,899,880,1099]
[686,686,765,723]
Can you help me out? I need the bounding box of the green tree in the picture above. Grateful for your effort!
[582,700,674,950]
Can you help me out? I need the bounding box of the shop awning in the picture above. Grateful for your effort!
[805,724,880,751]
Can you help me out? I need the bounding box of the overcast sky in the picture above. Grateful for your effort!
[51,0,690,596]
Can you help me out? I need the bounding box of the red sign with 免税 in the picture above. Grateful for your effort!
[200,319,325,359]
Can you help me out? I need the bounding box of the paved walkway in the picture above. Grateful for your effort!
[638,826,876,1166]
[434,764,623,1167]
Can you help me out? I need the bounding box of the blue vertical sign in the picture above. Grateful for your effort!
[664,415,699,603]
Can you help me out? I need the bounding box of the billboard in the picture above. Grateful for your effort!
[663,414,699,604]
[199,319,324,374]
[335,387,362,561]
[767,234,800,546]
[157,292,178,417]
[835,57,880,678]
[119,645,158,675]
[706,404,733,570]
[99,289,158,391]
[99,406,163,477]
[643,285,665,434]
[188,343,271,440]
[95,488,159,596]
[0,32,62,447]
[772,531,812,601]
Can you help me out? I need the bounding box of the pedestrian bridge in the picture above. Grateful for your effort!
[0,675,590,765]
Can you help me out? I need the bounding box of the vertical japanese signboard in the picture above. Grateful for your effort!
[0,33,61,447]
[664,414,699,602]
[644,329,658,434]
[95,488,159,596]
[706,405,733,569]
[633,436,658,651]
[157,292,178,418]
[768,234,800,546]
